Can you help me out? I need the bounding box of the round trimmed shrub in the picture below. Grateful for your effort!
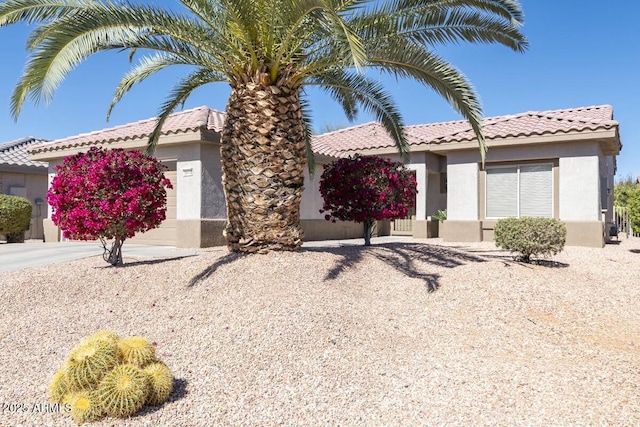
[494,217,566,262]
[0,194,32,242]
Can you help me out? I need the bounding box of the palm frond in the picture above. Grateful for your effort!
[108,53,227,120]
[300,95,316,176]
[356,7,528,52]
[368,43,485,161]
[146,68,221,153]
[0,0,88,26]
[309,70,409,160]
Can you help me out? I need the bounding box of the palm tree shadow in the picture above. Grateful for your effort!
[188,252,243,287]
[305,242,489,292]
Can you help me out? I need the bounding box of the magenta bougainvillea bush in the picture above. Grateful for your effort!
[319,154,417,245]
[48,147,172,265]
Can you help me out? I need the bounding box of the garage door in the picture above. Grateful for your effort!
[129,161,177,246]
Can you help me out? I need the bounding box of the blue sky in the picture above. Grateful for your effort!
[0,0,638,179]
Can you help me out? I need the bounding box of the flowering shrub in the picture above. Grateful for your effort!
[319,154,417,245]
[48,147,172,265]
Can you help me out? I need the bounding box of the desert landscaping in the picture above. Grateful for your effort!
[1,236,639,426]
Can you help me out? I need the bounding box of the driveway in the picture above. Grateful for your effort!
[0,241,200,273]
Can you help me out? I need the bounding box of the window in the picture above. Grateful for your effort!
[486,164,553,218]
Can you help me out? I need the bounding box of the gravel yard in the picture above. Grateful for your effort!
[1,237,639,426]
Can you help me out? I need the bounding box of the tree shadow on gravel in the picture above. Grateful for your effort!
[104,256,195,268]
[132,378,188,417]
[188,252,244,287]
[447,245,569,268]
[304,242,489,292]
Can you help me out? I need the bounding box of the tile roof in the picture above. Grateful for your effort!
[25,104,619,159]
[0,137,49,168]
[311,105,618,157]
[30,106,226,154]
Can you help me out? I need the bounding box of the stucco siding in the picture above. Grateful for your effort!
[176,145,203,221]
[559,155,600,221]
[301,164,326,220]
[199,144,226,219]
[446,161,479,221]
[427,171,447,216]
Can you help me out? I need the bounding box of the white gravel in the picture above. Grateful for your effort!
[1,237,639,426]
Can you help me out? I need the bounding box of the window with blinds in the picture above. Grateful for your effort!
[486,164,553,219]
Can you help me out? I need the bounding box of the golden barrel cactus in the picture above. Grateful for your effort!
[117,336,156,367]
[97,364,150,417]
[144,362,173,406]
[67,390,103,424]
[65,339,119,390]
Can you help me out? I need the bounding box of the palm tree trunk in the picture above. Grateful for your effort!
[221,81,306,253]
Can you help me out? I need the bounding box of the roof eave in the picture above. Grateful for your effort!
[426,128,620,155]
[0,163,48,174]
[29,129,220,162]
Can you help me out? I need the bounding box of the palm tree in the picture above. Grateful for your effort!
[0,0,527,253]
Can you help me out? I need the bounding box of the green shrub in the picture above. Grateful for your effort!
[0,194,32,243]
[494,217,566,262]
[627,186,640,235]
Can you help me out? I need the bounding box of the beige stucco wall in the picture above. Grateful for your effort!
[440,139,612,248]
[426,171,447,216]
[446,160,479,220]
[559,154,600,221]
[301,164,326,220]
[0,169,48,240]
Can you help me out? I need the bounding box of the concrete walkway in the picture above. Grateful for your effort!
[0,241,200,273]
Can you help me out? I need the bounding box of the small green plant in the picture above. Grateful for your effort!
[0,194,32,242]
[432,209,447,221]
[494,217,566,262]
[48,331,173,424]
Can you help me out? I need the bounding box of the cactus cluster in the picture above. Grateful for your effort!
[48,331,174,424]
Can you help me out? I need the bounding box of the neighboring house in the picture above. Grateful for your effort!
[1,137,50,240]
[30,104,621,248]
[313,105,621,247]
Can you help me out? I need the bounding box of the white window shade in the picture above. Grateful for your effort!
[519,165,553,218]
[486,167,518,218]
